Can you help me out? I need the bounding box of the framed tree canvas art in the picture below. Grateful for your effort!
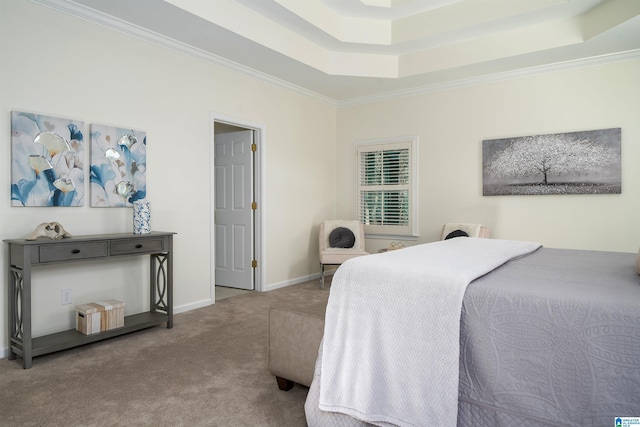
[11,111,85,207]
[483,128,621,196]
[90,124,146,207]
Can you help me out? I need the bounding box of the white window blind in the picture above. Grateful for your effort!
[356,138,417,237]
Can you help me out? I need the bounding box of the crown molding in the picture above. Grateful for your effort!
[336,49,640,108]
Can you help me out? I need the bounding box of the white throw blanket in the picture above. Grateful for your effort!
[318,238,541,426]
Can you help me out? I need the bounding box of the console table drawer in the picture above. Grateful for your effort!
[110,238,165,255]
[39,242,109,263]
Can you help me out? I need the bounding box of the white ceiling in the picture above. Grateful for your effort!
[39,0,640,104]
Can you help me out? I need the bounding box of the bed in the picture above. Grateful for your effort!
[305,238,640,426]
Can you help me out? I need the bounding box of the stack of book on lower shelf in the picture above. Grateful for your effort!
[76,299,125,335]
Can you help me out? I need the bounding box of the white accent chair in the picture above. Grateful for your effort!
[440,223,490,240]
[318,220,369,289]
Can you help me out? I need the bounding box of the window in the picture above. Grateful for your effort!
[356,136,418,237]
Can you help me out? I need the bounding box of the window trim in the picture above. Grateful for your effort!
[354,136,418,238]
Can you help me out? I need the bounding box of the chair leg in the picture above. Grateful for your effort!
[276,376,294,391]
[320,263,325,289]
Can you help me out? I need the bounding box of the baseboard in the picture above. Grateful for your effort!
[265,273,322,292]
[174,298,214,313]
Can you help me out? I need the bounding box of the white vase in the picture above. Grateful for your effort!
[133,200,151,234]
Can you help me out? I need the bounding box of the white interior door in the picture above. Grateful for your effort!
[214,129,254,290]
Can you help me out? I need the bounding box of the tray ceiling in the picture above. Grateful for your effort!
[38,0,640,103]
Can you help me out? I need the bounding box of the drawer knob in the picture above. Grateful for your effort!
[135,244,143,249]
[71,249,81,254]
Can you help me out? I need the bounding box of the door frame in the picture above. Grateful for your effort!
[210,112,265,296]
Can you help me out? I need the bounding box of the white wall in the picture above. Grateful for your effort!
[0,1,336,354]
[336,60,640,253]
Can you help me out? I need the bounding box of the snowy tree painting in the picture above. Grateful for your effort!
[483,128,621,196]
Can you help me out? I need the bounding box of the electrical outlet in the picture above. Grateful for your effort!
[61,288,72,305]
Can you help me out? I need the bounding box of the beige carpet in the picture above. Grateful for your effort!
[215,285,250,301]
[0,278,331,426]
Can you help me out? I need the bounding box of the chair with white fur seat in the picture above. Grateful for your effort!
[440,223,490,240]
[318,220,369,289]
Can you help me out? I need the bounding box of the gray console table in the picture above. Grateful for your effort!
[4,231,175,369]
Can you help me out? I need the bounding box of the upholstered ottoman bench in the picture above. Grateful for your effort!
[268,300,327,390]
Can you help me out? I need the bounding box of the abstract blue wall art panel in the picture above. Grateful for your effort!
[11,111,85,207]
[90,124,147,207]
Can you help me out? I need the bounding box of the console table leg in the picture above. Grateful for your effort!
[150,254,156,319]
[167,249,173,329]
[21,266,33,369]
[150,252,173,329]
[23,352,32,369]
[7,267,18,361]
[8,265,32,367]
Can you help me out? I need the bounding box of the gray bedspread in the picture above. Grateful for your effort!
[306,247,640,426]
